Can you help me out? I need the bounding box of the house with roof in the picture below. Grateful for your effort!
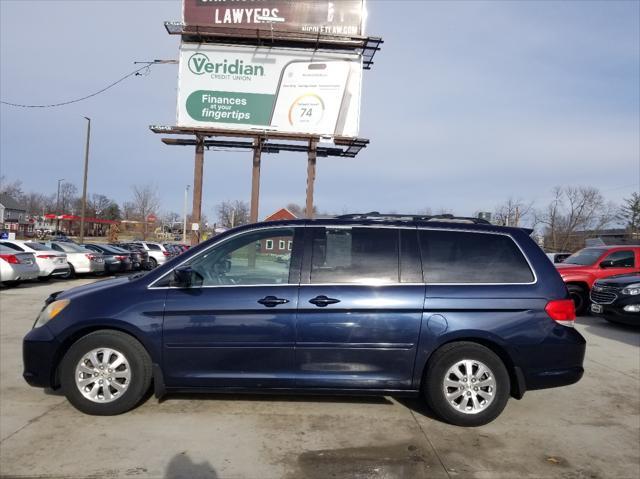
[0,193,31,236]
[259,208,297,254]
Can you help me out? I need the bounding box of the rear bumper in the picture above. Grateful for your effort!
[23,325,60,388]
[49,267,70,277]
[519,326,586,393]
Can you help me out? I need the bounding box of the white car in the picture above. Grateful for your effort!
[0,244,39,286]
[132,241,170,268]
[546,252,572,264]
[42,241,105,278]
[0,240,70,280]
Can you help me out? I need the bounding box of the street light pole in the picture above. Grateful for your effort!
[79,117,91,243]
[183,185,190,244]
[56,178,64,233]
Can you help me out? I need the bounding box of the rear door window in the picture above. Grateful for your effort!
[419,230,534,284]
[0,242,23,252]
[603,250,635,268]
[309,227,399,284]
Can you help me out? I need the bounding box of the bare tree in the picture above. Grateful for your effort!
[59,182,78,213]
[493,198,535,227]
[286,203,318,218]
[618,192,640,239]
[216,200,250,228]
[0,176,24,200]
[537,186,617,251]
[88,194,114,218]
[131,184,160,239]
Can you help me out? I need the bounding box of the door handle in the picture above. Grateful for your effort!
[257,296,290,308]
[309,295,341,307]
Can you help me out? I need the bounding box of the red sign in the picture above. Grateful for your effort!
[183,0,364,37]
[147,214,158,223]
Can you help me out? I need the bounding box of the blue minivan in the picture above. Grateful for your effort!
[23,214,585,426]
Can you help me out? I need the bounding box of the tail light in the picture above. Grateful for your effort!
[115,255,126,261]
[37,255,57,259]
[0,254,20,264]
[545,300,576,327]
[163,251,171,256]
[85,254,96,260]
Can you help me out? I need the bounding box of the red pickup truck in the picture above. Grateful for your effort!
[556,245,640,314]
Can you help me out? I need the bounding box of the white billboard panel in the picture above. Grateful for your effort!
[177,43,362,137]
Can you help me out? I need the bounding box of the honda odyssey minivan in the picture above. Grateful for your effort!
[23,214,585,426]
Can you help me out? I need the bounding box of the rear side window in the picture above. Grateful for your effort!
[146,244,161,251]
[0,242,23,251]
[603,250,635,267]
[419,230,534,284]
[310,228,399,284]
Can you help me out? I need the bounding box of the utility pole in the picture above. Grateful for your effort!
[79,117,91,243]
[183,185,190,244]
[191,136,204,245]
[56,178,64,233]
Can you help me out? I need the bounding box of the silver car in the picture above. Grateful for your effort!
[42,241,105,278]
[0,244,39,286]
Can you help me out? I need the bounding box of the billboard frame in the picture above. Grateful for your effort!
[165,21,383,70]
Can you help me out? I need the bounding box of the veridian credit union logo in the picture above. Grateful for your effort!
[188,52,265,77]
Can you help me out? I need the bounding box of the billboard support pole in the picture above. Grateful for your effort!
[250,138,262,223]
[305,139,318,218]
[191,136,204,245]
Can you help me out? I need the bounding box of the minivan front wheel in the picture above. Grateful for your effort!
[59,330,152,415]
[423,342,510,427]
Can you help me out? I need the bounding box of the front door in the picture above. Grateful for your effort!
[295,226,425,390]
[160,227,302,388]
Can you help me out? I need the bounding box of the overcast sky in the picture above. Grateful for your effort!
[1,0,638,221]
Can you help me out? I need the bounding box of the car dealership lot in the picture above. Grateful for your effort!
[1,280,638,479]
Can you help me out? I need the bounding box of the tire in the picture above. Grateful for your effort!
[59,330,152,415]
[567,284,588,316]
[423,342,510,427]
[60,264,75,279]
[148,257,157,269]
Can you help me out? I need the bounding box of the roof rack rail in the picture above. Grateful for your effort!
[335,212,492,225]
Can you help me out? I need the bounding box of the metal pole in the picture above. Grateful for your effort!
[79,117,91,243]
[191,136,204,245]
[183,185,190,244]
[56,178,64,233]
[305,139,318,218]
[250,138,262,223]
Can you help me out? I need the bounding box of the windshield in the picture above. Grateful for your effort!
[564,248,606,266]
[58,243,90,253]
[25,242,53,251]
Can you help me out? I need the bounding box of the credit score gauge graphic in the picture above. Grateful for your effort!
[177,43,362,137]
[270,61,351,135]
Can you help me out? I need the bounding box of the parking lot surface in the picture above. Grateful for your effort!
[1,279,639,479]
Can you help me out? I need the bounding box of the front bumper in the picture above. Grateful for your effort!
[591,303,639,325]
[23,325,60,388]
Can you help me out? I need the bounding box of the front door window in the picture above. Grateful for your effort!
[188,228,295,286]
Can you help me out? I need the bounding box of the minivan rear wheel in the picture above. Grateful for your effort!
[423,342,510,427]
[59,330,152,415]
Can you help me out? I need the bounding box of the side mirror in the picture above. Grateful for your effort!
[599,260,615,269]
[171,266,203,288]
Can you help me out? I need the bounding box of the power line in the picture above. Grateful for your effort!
[0,61,163,108]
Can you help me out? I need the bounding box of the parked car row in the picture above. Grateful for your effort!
[1,239,188,287]
[554,245,640,325]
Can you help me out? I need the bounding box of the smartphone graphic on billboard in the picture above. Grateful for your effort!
[270,60,351,135]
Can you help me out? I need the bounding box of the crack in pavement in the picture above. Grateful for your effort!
[404,403,453,479]
[1,400,67,445]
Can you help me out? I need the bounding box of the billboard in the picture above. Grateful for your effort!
[177,43,362,137]
[183,0,365,37]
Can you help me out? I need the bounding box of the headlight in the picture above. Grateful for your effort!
[621,284,640,296]
[34,299,70,328]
